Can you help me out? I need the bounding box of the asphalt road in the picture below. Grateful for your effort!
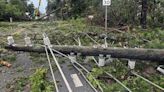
[54,58,95,92]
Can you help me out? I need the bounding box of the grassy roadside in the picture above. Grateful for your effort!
[0,19,163,91]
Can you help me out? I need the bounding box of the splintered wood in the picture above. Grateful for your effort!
[0,61,12,68]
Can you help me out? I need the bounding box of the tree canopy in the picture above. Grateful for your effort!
[47,0,164,28]
[0,0,34,21]
[0,0,163,28]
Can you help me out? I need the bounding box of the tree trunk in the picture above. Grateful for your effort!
[141,0,148,29]
[5,45,164,62]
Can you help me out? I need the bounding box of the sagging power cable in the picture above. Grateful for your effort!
[92,57,132,92]
[43,34,72,92]
[85,33,164,91]
[52,49,104,92]
[83,34,132,92]
[72,62,98,92]
[44,45,59,92]
[42,40,100,92]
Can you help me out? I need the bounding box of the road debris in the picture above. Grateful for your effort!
[0,61,12,68]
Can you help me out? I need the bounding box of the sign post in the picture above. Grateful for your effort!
[103,0,111,31]
[105,6,107,32]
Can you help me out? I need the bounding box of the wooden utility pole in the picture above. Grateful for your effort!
[105,6,108,31]
[5,45,164,62]
[141,0,148,29]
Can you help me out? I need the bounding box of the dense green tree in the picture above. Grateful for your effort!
[47,0,164,28]
[0,0,32,21]
[27,3,35,18]
[46,0,62,19]
[0,1,6,20]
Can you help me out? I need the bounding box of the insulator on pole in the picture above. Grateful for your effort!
[98,54,105,67]
[78,37,81,46]
[106,55,113,64]
[157,65,164,74]
[101,44,107,48]
[43,36,51,46]
[69,53,76,63]
[128,60,136,70]
[7,36,15,46]
[104,37,108,48]
[24,36,32,47]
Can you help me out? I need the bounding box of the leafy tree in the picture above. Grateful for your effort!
[0,0,30,21]
[47,0,62,19]
[27,3,35,18]
[47,0,164,28]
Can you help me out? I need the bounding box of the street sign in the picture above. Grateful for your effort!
[103,0,111,6]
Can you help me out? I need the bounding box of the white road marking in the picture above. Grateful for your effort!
[71,74,83,87]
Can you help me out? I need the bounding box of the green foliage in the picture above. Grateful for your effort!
[6,68,54,92]
[0,0,34,20]
[30,68,54,92]
[30,53,47,64]
[89,59,163,92]
[138,28,164,48]
[6,77,29,92]
[47,0,164,28]
[91,68,104,78]
[27,3,35,18]
[69,0,88,18]
[87,73,103,89]
[1,52,16,62]
[4,3,22,17]
[1,20,164,92]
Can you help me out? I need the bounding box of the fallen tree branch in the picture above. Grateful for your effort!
[5,45,164,62]
[36,8,60,20]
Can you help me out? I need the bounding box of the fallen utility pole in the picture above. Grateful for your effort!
[5,45,164,62]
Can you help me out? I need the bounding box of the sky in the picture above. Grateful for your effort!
[29,0,48,14]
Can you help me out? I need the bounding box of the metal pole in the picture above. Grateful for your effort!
[105,6,108,31]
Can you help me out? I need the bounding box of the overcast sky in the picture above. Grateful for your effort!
[29,0,48,13]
